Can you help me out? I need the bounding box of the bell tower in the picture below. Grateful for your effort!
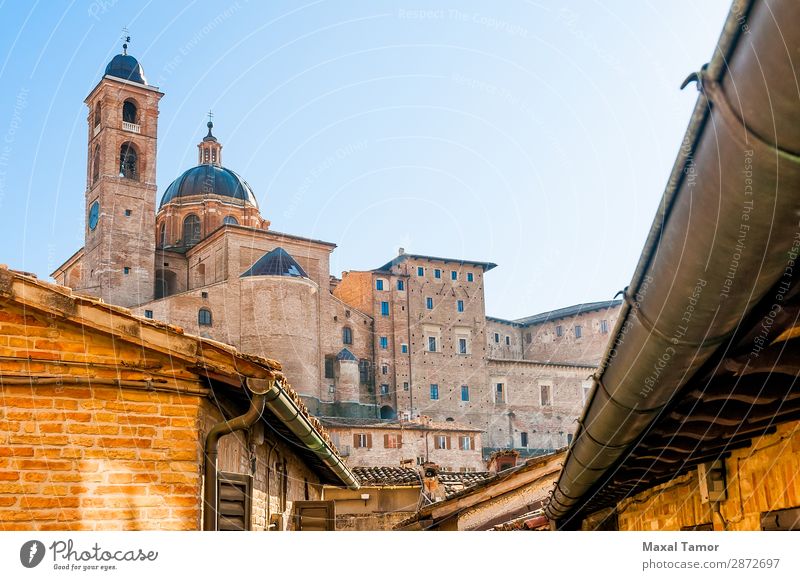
[82,36,163,307]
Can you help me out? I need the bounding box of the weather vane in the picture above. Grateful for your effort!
[122,27,130,55]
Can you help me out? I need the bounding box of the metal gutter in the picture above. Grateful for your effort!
[547,0,800,524]
[253,378,360,491]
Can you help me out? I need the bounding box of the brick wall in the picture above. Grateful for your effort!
[600,420,800,531]
[326,424,485,472]
[522,306,620,365]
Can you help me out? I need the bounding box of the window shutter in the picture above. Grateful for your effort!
[353,434,359,448]
[366,434,372,448]
[384,434,389,448]
[446,436,452,449]
[294,501,335,531]
[217,472,252,531]
[470,436,475,450]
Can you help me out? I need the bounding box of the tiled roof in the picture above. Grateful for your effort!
[514,300,622,326]
[438,471,494,498]
[353,467,421,487]
[318,416,484,433]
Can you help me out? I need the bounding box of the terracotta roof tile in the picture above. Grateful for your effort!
[353,466,421,487]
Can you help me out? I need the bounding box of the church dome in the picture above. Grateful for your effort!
[159,164,258,209]
[105,54,147,85]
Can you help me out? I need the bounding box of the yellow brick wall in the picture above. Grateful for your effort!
[0,301,204,530]
[613,420,800,531]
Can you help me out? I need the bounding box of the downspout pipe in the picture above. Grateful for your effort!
[547,0,800,524]
[203,391,267,531]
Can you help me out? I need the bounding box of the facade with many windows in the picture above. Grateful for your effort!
[51,46,622,468]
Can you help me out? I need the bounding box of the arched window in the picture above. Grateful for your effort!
[122,100,138,124]
[182,214,201,245]
[158,223,166,248]
[342,326,353,345]
[223,215,239,226]
[198,308,212,326]
[94,102,102,127]
[119,142,138,179]
[92,145,100,185]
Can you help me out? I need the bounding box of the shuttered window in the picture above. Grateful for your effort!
[434,435,451,450]
[384,433,402,449]
[294,500,335,531]
[217,472,252,531]
[353,433,372,448]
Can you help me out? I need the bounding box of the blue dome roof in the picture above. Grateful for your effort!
[159,164,258,208]
[105,54,147,84]
[240,247,307,278]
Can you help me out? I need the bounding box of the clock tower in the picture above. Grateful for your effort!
[82,38,162,307]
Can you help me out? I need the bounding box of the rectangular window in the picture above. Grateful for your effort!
[451,271,458,281]
[583,383,592,404]
[575,325,582,338]
[342,326,353,345]
[600,319,609,333]
[217,472,253,531]
[428,336,437,352]
[461,385,469,402]
[457,300,464,312]
[520,432,528,448]
[379,336,388,349]
[353,433,372,448]
[359,359,370,384]
[495,382,505,404]
[430,384,439,400]
[397,280,404,291]
[567,433,574,445]
[458,338,468,355]
[380,383,390,396]
[123,267,130,275]
[376,279,384,291]
[540,383,552,406]
[144,310,153,319]
[494,333,500,343]
[324,355,335,379]
[417,266,424,276]
[401,343,408,354]
[459,436,474,450]
[434,269,441,279]
[381,301,390,316]
[381,364,388,375]
[505,335,510,346]
[556,325,563,337]
[525,332,532,344]
[434,435,450,449]
[426,297,433,310]
[384,433,402,449]
[124,209,132,216]
[467,272,474,282]
[403,381,409,391]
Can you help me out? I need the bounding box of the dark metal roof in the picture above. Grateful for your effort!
[336,348,357,361]
[514,299,622,326]
[104,54,147,85]
[159,164,258,208]
[377,253,497,272]
[240,247,307,279]
[353,467,421,487]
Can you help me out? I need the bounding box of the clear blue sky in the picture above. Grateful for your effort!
[0,0,731,319]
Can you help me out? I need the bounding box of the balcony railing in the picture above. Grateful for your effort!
[122,121,141,134]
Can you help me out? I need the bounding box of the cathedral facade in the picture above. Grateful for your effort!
[53,47,621,464]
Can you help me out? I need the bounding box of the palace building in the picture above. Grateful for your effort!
[52,44,621,468]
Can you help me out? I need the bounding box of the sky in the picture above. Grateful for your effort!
[0,0,732,319]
